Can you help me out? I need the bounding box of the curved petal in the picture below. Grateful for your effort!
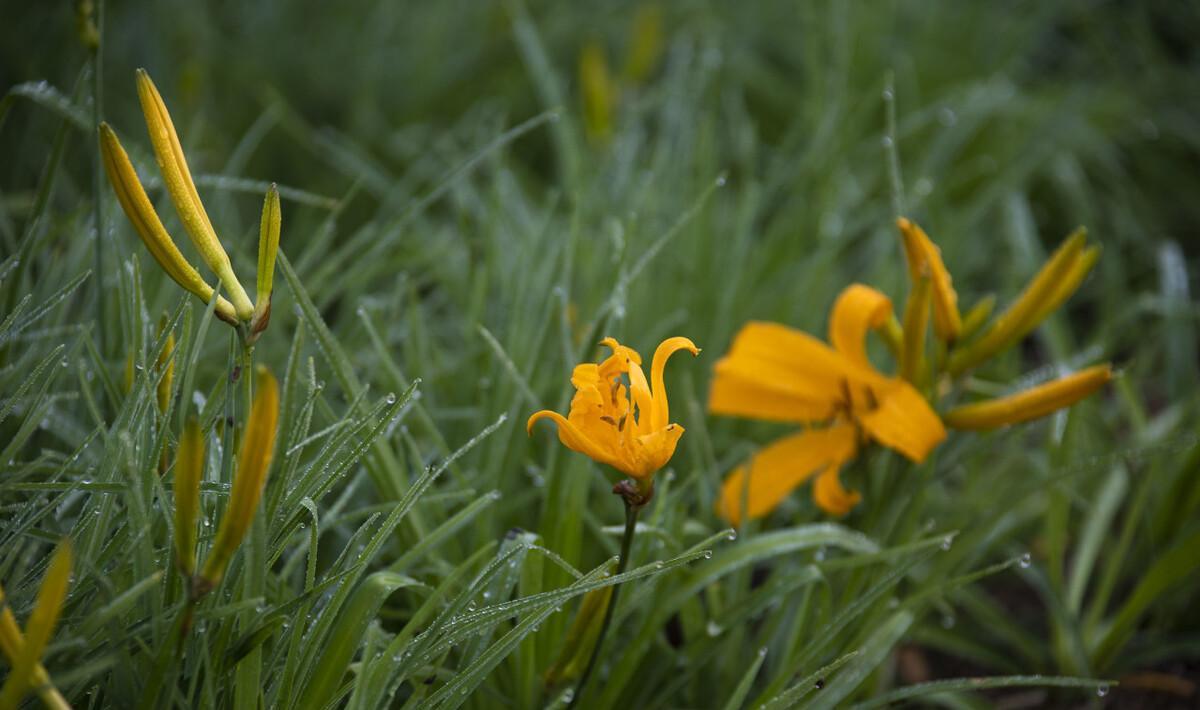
[897,218,961,341]
[812,467,862,516]
[527,410,619,469]
[626,360,654,436]
[714,424,858,526]
[649,336,700,431]
[598,337,642,379]
[829,284,893,370]
[856,379,946,462]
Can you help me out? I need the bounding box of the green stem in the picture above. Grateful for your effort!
[567,498,640,710]
[91,1,106,359]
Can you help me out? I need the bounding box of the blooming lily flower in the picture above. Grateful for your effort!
[710,217,1112,524]
[710,285,946,523]
[527,337,700,481]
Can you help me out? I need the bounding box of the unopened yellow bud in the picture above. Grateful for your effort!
[98,122,239,326]
[900,272,931,383]
[948,228,1089,375]
[944,364,1112,430]
[136,69,254,321]
[0,540,72,709]
[624,4,664,83]
[250,184,281,341]
[897,218,962,342]
[543,581,614,687]
[174,419,205,577]
[959,294,996,342]
[580,41,615,142]
[199,366,279,590]
[155,315,176,415]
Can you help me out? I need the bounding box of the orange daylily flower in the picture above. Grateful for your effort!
[711,285,946,523]
[528,337,700,480]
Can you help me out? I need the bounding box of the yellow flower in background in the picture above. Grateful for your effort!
[710,285,945,523]
[579,41,616,142]
[99,69,281,340]
[710,217,1112,524]
[527,337,700,481]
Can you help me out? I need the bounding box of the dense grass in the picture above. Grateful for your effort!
[2,1,1199,707]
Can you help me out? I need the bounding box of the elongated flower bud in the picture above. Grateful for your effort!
[251,184,281,340]
[898,218,961,342]
[900,271,932,383]
[959,294,996,342]
[155,315,176,415]
[0,540,72,709]
[98,122,239,325]
[948,229,1088,375]
[174,419,205,576]
[136,69,254,321]
[199,366,279,590]
[543,581,614,687]
[944,364,1112,430]
[580,41,615,142]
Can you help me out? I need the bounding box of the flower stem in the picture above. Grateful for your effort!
[567,497,640,709]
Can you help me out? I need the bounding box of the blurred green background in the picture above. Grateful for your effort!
[2,1,1199,707]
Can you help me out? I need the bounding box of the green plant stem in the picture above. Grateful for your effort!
[567,498,640,710]
[90,9,106,359]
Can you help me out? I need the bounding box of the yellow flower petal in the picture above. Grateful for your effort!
[649,336,700,431]
[855,378,946,463]
[812,466,862,517]
[98,123,239,325]
[828,284,892,370]
[136,69,254,320]
[709,322,849,422]
[715,424,858,526]
[897,218,962,341]
[527,409,623,472]
[944,364,1112,431]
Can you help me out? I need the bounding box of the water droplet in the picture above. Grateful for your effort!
[814,546,827,562]
[941,614,955,629]
[385,392,397,404]
[881,88,894,101]
[940,536,953,551]
[1019,553,1032,569]
[715,175,727,187]
[880,135,894,149]
[653,562,664,570]
[705,620,722,637]
[1096,684,1109,698]
[938,107,958,126]
[701,550,713,559]
[814,678,825,690]
[725,530,737,541]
